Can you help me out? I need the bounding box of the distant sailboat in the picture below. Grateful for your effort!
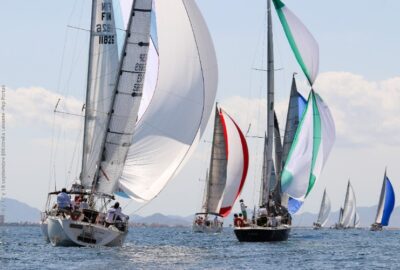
[335,180,357,229]
[193,104,249,233]
[234,0,335,242]
[42,0,218,247]
[371,170,395,231]
[313,189,331,229]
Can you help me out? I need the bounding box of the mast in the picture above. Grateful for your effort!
[261,0,275,207]
[80,0,97,186]
[201,169,210,212]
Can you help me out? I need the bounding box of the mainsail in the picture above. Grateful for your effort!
[95,0,154,195]
[81,0,120,189]
[204,107,228,213]
[316,189,331,227]
[340,181,357,228]
[374,172,395,226]
[117,0,218,201]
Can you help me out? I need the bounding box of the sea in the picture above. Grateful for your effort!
[1,226,399,269]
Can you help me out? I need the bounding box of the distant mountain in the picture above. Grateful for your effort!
[2,198,41,223]
[4,197,400,228]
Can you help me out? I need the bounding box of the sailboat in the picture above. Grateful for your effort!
[371,170,395,231]
[193,104,249,233]
[42,0,218,247]
[313,189,331,229]
[234,0,335,242]
[335,180,357,229]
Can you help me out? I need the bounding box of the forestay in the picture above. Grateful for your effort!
[118,0,218,201]
[81,0,120,189]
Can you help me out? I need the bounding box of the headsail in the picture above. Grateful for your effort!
[374,172,395,226]
[80,0,120,189]
[272,0,319,85]
[219,109,249,217]
[281,91,335,202]
[316,189,331,227]
[119,0,218,201]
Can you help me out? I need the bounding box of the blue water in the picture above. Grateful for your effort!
[1,226,399,269]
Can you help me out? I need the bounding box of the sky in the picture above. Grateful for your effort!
[1,0,400,222]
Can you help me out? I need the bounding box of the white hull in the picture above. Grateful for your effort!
[47,216,127,247]
[192,223,223,233]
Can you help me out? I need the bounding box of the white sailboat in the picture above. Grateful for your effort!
[335,180,357,229]
[371,170,395,231]
[234,0,335,242]
[193,104,249,233]
[42,0,218,247]
[313,189,331,229]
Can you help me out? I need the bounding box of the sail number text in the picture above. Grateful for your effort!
[97,1,115,45]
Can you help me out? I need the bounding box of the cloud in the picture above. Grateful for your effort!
[6,87,83,131]
[220,72,400,148]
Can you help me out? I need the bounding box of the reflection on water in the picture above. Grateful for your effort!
[1,226,400,269]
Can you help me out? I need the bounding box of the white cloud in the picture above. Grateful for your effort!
[6,87,83,131]
[221,72,400,148]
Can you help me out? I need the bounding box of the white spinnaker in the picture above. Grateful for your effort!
[341,182,356,228]
[81,0,119,188]
[219,109,249,217]
[96,0,153,194]
[119,0,218,201]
